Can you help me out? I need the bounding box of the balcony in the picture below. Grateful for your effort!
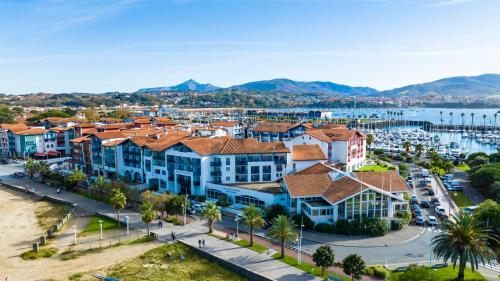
[210,161,222,167]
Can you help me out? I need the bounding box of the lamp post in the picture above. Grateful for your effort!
[182,203,187,225]
[125,216,129,236]
[298,216,304,265]
[235,217,240,237]
[99,220,103,240]
[72,225,77,245]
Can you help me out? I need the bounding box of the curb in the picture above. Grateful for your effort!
[305,228,427,248]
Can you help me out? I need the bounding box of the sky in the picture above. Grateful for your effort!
[0,0,499,94]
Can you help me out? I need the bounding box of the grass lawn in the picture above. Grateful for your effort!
[356,164,389,172]
[232,239,268,254]
[81,216,119,233]
[389,265,486,281]
[272,253,350,281]
[68,243,247,281]
[74,189,109,204]
[450,191,474,208]
[20,247,58,260]
[34,201,71,229]
[456,164,471,172]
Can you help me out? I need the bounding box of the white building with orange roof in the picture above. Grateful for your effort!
[210,120,244,138]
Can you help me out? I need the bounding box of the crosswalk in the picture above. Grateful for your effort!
[480,260,500,273]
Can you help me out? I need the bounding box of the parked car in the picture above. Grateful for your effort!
[421,169,429,177]
[435,206,447,217]
[428,216,437,226]
[415,215,426,226]
[411,194,418,204]
[427,189,435,196]
[463,206,478,215]
[430,196,439,206]
[420,200,431,208]
[413,205,422,215]
[191,204,203,213]
[441,174,454,181]
[407,180,414,187]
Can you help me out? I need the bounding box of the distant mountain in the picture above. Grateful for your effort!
[136,79,221,93]
[229,78,379,96]
[382,74,500,97]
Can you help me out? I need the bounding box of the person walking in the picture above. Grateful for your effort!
[198,240,202,248]
[202,239,205,248]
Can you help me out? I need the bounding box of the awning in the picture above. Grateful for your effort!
[47,151,61,156]
[34,153,46,157]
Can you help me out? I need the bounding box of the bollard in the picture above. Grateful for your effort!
[40,236,46,245]
[33,243,39,252]
[47,229,54,238]
[52,224,58,233]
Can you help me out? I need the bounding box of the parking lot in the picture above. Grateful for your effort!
[408,164,457,227]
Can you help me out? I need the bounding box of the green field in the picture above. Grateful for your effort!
[389,265,486,281]
[356,165,389,172]
[450,191,475,208]
[82,216,119,233]
[69,243,247,281]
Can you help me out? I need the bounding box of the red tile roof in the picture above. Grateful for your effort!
[292,144,327,161]
[252,122,302,133]
[180,137,289,156]
[211,121,240,127]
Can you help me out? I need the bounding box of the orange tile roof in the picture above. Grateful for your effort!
[284,168,408,203]
[353,171,409,193]
[145,134,189,152]
[0,123,29,133]
[16,128,47,135]
[92,131,126,140]
[252,122,302,133]
[102,139,127,147]
[50,126,74,132]
[306,128,364,142]
[74,123,96,128]
[296,163,334,174]
[98,123,134,130]
[293,144,327,161]
[211,121,240,127]
[180,137,289,156]
[70,136,89,143]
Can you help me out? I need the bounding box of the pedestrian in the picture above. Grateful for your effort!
[198,239,201,248]
[202,239,205,248]
[57,188,61,194]
[5,276,9,281]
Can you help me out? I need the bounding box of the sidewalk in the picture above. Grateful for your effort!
[156,221,323,281]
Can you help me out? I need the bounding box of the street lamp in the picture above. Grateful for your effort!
[298,216,304,265]
[72,225,77,245]
[125,216,129,236]
[99,220,103,240]
[181,204,187,225]
[235,217,240,237]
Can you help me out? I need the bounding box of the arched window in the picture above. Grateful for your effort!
[207,189,226,200]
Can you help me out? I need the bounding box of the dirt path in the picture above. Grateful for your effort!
[0,187,160,281]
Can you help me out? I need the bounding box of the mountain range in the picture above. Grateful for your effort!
[136,74,500,97]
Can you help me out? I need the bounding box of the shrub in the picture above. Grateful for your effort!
[265,204,288,223]
[292,214,314,230]
[365,265,387,279]
[374,149,384,155]
[314,223,335,234]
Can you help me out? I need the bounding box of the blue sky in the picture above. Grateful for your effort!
[0,0,499,94]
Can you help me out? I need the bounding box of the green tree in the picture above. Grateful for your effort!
[242,205,266,246]
[474,199,500,231]
[312,245,335,276]
[24,158,36,179]
[35,161,50,183]
[432,211,497,281]
[140,201,156,236]
[342,254,365,281]
[83,108,98,121]
[415,143,424,157]
[469,166,500,192]
[91,175,107,195]
[200,201,221,233]
[267,215,298,258]
[109,188,127,226]
[265,204,288,223]
[171,195,189,221]
[67,169,86,189]
[366,134,374,149]
[403,141,411,153]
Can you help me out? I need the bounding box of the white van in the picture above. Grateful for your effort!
[421,169,429,177]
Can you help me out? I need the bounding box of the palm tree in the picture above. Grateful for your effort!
[140,201,156,236]
[109,188,127,226]
[67,169,86,189]
[35,161,50,183]
[366,134,374,150]
[267,215,298,258]
[482,114,487,127]
[200,201,221,233]
[24,158,36,179]
[432,211,497,281]
[242,205,266,246]
[91,175,107,195]
[461,112,465,130]
[403,141,411,153]
[415,143,424,157]
[449,112,453,126]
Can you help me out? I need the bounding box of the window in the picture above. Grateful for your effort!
[235,195,265,209]
[251,174,260,181]
[226,157,230,165]
[263,166,271,173]
[235,175,248,182]
[226,166,230,171]
[251,166,260,174]
[207,189,226,200]
[155,169,161,174]
[226,176,230,181]
[276,164,283,172]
